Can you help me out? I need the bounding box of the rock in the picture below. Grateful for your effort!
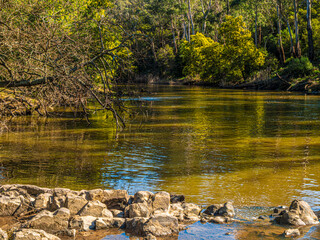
[0,196,24,216]
[143,213,179,237]
[169,203,184,221]
[65,194,88,215]
[33,193,52,209]
[0,229,7,240]
[112,218,126,228]
[13,229,60,240]
[69,216,96,231]
[26,208,69,234]
[85,189,129,210]
[126,217,149,236]
[284,228,300,237]
[125,203,150,218]
[182,203,202,221]
[95,217,113,230]
[110,209,124,218]
[78,200,112,218]
[145,234,157,240]
[134,191,154,205]
[170,195,185,204]
[208,216,230,224]
[152,192,170,214]
[216,202,235,218]
[1,184,52,197]
[203,204,223,215]
[275,200,319,226]
[203,202,235,218]
[258,215,269,220]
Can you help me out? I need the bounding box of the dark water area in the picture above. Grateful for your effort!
[1,85,320,239]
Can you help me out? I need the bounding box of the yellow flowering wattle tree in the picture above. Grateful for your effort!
[180,16,266,85]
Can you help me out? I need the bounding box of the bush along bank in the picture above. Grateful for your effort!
[0,184,318,239]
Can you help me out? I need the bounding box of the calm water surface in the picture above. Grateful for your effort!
[1,86,320,210]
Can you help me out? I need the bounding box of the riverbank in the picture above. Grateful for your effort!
[0,184,319,239]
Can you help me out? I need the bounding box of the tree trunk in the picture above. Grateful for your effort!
[307,0,314,61]
[286,19,296,57]
[255,4,258,47]
[277,5,286,64]
[187,0,194,36]
[294,0,301,57]
[171,19,177,54]
[226,0,229,15]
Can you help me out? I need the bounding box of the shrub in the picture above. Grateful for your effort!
[284,57,314,77]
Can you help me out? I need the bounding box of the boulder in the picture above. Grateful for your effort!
[0,196,24,216]
[110,209,124,218]
[95,218,113,230]
[78,201,113,218]
[143,213,179,237]
[125,203,150,218]
[133,191,154,205]
[112,218,126,228]
[1,184,52,197]
[69,216,96,231]
[33,193,52,210]
[84,189,129,210]
[182,203,202,221]
[208,216,230,224]
[203,202,235,218]
[275,200,319,226]
[125,217,148,236]
[170,195,185,204]
[13,229,60,240]
[0,229,7,240]
[152,192,170,214]
[26,208,70,234]
[216,202,235,218]
[169,203,184,221]
[283,228,300,237]
[65,194,88,215]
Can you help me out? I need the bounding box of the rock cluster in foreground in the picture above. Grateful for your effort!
[0,184,318,239]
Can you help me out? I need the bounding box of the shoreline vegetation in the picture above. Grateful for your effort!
[0,184,318,239]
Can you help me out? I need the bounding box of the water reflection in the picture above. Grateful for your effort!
[1,86,320,209]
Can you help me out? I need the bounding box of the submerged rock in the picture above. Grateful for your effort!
[275,200,319,226]
[283,228,300,237]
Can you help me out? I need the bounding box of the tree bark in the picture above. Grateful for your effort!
[277,4,286,64]
[294,0,301,57]
[286,19,296,57]
[187,0,194,36]
[255,4,258,47]
[307,0,314,61]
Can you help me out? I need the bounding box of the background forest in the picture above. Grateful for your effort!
[1,0,320,125]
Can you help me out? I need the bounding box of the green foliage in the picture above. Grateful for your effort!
[283,57,314,77]
[180,16,266,84]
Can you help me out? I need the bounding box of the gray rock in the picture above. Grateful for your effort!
[125,203,150,218]
[275,200,319,226]
[169,203,184,221]
[0,196,23,216]
[203,204,223,215]
[0,229,7,240]
[134,191,154,205]
[78,200,112,218]
[182,203,202,221]
[170,195,185,204]
[13,229,60,240]
[112,217,126,228]
[143,213,179,236]
[65,194,88,215]
[284,228,300,237]
[33,193,52,209]
[95,217,113,230]
[216,202,235,218]
[152,192,170,214]
[85,189,129,210]
[126,217,149,236]
[69,216,96,231]
[26,208,70,234]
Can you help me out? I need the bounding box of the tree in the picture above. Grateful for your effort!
[306,0,314,61]
[0,0,135,127]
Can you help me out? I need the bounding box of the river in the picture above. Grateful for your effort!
[1,85,320,236]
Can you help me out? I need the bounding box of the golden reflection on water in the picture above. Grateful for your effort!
[1,86,320,209]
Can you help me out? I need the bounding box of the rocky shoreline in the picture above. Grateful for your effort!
[0,184,318,239]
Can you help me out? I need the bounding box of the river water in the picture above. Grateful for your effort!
[1,85,320,238]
